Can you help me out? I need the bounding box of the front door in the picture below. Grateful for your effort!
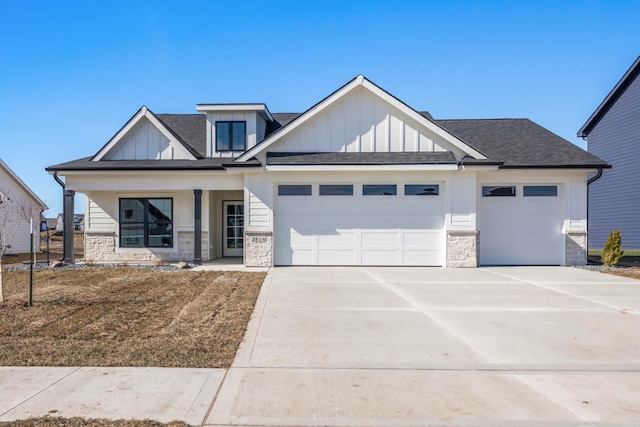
[223,201,244,257]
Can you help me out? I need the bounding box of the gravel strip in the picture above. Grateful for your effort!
[4,263,182,272]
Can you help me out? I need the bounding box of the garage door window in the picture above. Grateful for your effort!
[278,185,312,196]
[482,186,516,197]
[405,184,439,196]
[523,186,557,197]
[319,185,353,196]
[363,184,396,196]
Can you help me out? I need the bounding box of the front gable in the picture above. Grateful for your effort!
[237,75,487,162]
[93,107,198,161]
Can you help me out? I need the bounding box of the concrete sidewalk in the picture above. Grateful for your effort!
[0,366,225,425]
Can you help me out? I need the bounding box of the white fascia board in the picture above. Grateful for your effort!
[195,103,274,122]
[359,79,487,160]
[235,77,363,162]
[460,165,501,171]
[92,107,196,161]
[265,164,459,172]
[0,159,47,209]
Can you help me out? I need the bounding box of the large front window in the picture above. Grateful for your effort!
[119,198,173,248]
[216,121,246,151]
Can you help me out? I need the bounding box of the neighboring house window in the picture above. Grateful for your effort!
[119,198,173,248]
[278,185,312,196]
[319,185,353,196]
[363,184,397,196]
[216,121,246,151]
[405,184,439,196]
[523,185,558,197]
[482,186,516,197]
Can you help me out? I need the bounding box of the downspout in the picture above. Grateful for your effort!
[52,172,65,261]
[586,167,604,261]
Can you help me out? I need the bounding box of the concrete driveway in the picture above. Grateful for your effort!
[208,266,640,426]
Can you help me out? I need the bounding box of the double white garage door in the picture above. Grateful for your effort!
[274,183,444,266]
[273,183,564,266]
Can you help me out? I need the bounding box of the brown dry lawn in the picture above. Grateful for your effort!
[0,268,265,368]
[605,267,640,280]
[0,418,188,427]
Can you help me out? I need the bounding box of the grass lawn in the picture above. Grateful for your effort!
[0,418,188,427]
[0,268,265,368]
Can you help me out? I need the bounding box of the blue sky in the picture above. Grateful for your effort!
[1,0,639,214]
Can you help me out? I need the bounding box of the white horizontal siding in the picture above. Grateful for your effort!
[87,197,115,232]
[276,87,447,154]
[588,70,640,249]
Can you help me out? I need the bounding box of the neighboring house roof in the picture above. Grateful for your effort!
[0,159,47,209]
[266,151,457,165]
[437,119,609,168]
[578,56,640,138]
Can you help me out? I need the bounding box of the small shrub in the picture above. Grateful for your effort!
[601,228,624,266]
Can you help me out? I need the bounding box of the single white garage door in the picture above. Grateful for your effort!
[274,183,444,266]
[478,185,563,265]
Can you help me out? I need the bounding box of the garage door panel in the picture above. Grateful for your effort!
[361,250,400,265]
[317,231,355,247]
[479,188,563,266]
[275,186,444,266]
[361,230,399,247]
[403,230,443,249]
[318,249,357,265]
[403,249,442,265]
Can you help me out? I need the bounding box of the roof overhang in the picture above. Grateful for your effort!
[578,55,640,138]
[265,164,459,172]
[0,159,47,209]
[195,103,274,122]
[92,106,199,161]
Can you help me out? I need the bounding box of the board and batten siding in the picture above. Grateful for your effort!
[205,111,263,158]
[103,118,189,160]
[275,87,449,154]
[588,71,640,249]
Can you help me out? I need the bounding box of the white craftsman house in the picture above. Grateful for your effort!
[47,75,608,267]
[1,159,47,254]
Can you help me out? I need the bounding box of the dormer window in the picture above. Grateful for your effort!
[216,121,246,151]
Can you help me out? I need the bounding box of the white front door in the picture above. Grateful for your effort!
[223,201,244,257]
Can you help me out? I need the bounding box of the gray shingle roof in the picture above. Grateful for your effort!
[46,157,260,171]
[155,114,207,158]
[436,118,609,168]
[49,109,609,172]
[267,151,457,165]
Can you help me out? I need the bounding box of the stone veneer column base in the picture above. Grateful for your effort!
[446,230,479,268]
[565,231,587,266]
[245,231,273,267]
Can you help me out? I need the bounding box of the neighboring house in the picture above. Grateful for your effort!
[578,56,640,250]
[45,217,57,230]
[56,213,85,231]
[56,213,64,230]
[47,75,608,267]
[74,214,84,231]
[0,159,47,254]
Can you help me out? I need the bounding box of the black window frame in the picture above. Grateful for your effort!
[119,198,173,248]
[523,185,558,197]
[278,184,312,196]
[319,184,354,196]
[215,121,247,152]
[405,184,440,196]
[363,184,397,196]
[482,186,516,197]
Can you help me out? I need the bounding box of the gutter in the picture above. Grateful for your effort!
[587,167,604,185]
[585,167,605,260]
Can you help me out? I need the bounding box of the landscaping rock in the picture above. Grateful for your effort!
[177,261,191,269]
[49,260,65,269]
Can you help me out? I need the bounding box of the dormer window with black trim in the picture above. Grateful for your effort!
[216,121,246,151]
